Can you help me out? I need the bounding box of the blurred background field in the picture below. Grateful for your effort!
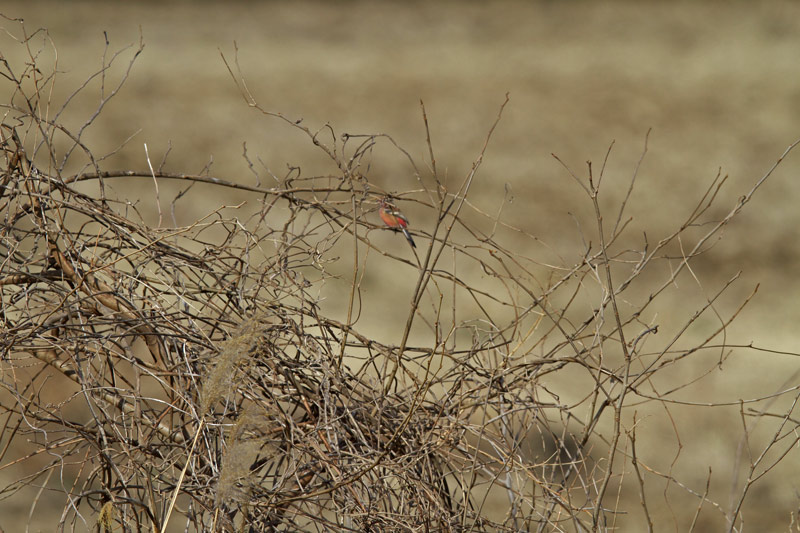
[2,1,800,530]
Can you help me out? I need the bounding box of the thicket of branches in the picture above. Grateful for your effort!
[2,18,799,533]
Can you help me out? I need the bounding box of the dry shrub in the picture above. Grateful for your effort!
[1,17,799,533]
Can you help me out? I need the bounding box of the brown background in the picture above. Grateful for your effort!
[2,1,800,530]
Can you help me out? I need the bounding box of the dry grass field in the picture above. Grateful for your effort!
[2,1,800,531]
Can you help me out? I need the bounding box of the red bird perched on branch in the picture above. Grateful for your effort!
[378,197,416,248]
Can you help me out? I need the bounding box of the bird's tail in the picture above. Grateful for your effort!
[402,228,416,248]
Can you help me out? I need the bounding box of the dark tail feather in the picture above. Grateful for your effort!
[402,228,416,248]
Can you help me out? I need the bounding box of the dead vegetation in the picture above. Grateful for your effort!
[1,16,800,533]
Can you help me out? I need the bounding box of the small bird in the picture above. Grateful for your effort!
[378,197,416,248]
